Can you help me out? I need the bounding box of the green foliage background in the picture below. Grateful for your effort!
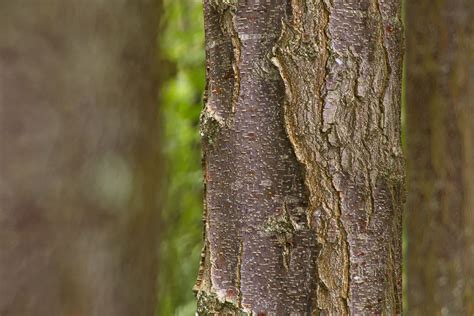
[157,0,205,314]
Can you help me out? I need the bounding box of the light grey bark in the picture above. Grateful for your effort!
[196,0,404,314]
[0,1,161,315]
[406,0,474,314]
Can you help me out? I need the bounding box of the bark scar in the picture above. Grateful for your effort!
[210,0,241,114]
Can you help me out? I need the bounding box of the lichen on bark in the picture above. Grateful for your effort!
[196,290,251,315]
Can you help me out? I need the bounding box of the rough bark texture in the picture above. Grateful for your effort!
[0,1,161,315]
[406,1,474,314]
[196,0,404,314]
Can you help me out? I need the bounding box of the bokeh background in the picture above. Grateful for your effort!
[157,0,205,314]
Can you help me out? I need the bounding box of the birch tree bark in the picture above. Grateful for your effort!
[196,0,404,314]
[406,0,474,314]
[0,1,161,315]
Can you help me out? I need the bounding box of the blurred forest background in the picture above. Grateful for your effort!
[157,0,205,314]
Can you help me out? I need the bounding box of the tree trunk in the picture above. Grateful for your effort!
[406,1,474,314]
[196,0,404,314]
[0,1,161,315]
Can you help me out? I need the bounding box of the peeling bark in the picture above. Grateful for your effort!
[406,0,474,314]
[197,0,404,314]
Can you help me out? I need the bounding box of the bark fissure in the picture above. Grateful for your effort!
[374,0,391,134]
[210,0,241,115]
[273,0,404,314]
[198,0,404,313]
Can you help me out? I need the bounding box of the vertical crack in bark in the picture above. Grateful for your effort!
[320,1,351,312]
[194,158,215,298]
[229,26,241,114]
[273,0,404,314]
[366,165,376,229]
[272,0,352,314]
[321,1,352,313]
[235,238,243,307]
[330,173,351,314]
[211,0,241,115]
[195,227,250,314]
[374,0,391,134]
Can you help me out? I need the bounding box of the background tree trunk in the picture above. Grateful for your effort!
[406,1,474,314]
[196,0,404,314]
[0,1,162,315]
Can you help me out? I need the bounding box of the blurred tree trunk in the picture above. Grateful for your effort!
[196,0,404,314]
[0,1,162,315]
[406,1,474,314]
